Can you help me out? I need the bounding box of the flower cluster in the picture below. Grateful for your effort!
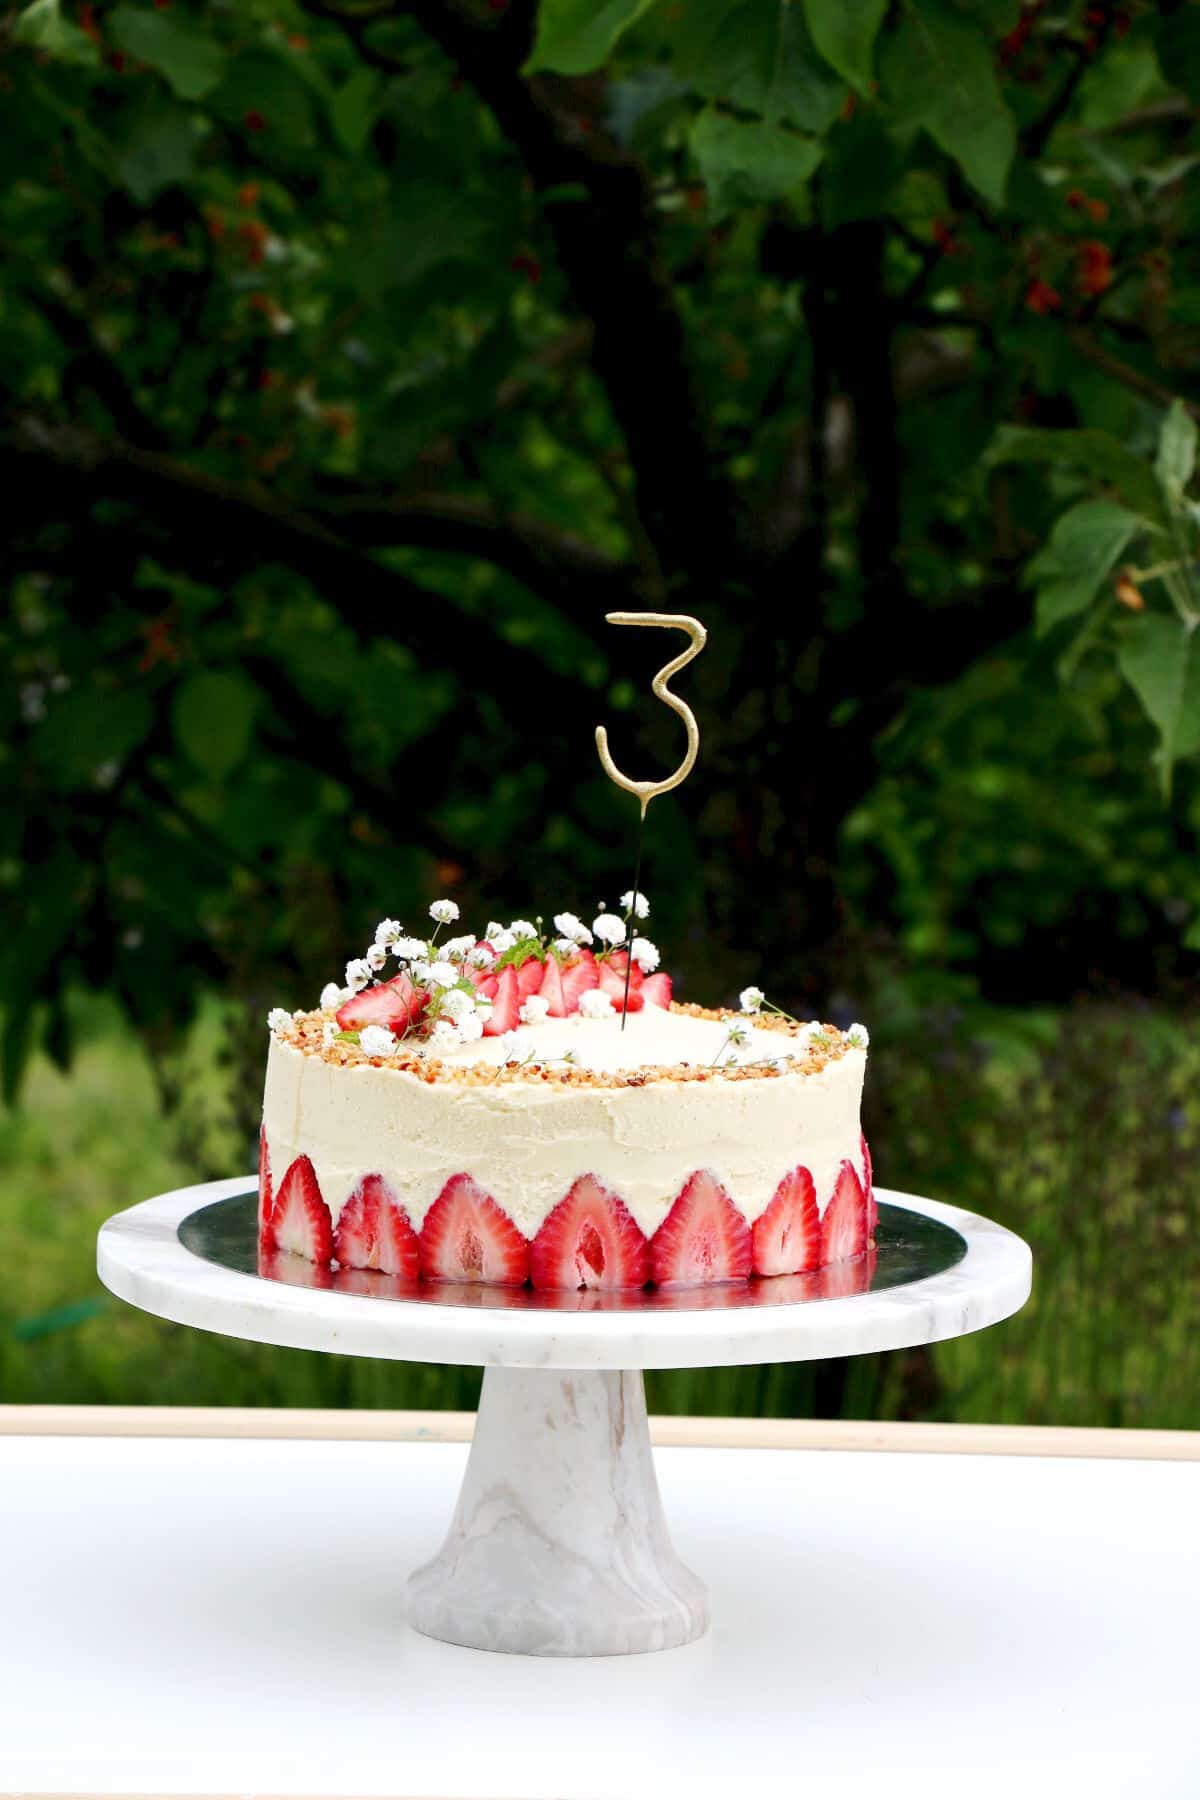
[264,891,665,1055]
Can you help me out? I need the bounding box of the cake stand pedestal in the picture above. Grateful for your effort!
[97,1179,1031,1658]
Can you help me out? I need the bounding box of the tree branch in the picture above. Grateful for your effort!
[311,0,743,582]
[1,414,610,696]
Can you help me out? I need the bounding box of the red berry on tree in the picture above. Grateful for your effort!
[1025,278,1062,315]
[244,110,267,134]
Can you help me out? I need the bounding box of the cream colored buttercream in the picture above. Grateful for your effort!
[261,1009,867,1241]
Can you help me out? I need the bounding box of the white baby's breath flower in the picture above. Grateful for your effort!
[427,960,459,990]
[359,1024,397,1057]
[739,985,765,1014]
[429,898,460,924]
[578,988,615,1020]
[474,991,493,1016]
[267,1007,292,1034]
[846,1023,870,1050]
[428,1019,460,1052]
[409,959,432,984]
[469,944,494,969]
[487,927,516,955]
[728,1021,750,1046]
[345,958,372,993]
[496,1031,520,1063]
[319,982,344,1011]
[508,918,536,940]
[366,943,388,972]
[520,993,550,1026]
[443,934,475,961]
[554,911,592,945]
[592,912,626,946]
[631,936,659,972]
[393,935,428,962]
[551,937,577,959]
[374,918,402,948]
[440,987,474,1023]
[456,1010,485,1044]
[322,1019,338,1048]
[621,889,650,919]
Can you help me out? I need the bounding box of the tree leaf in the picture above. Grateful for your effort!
[32,688,154,788]
[802,0,887,95]
[110,6,225,101]
[1117,614,1200,797]
[327,67,380,154]
[689,109,823,216]
[1026,500,1145,636]
[115,102,196,204]
[879,0,1016,207]
[1155,398,1197,500]
[672,1,846,132]
[172,671,257,780]
[13,0,98,65]
[985,425,1168,524]
[525,0,656,75]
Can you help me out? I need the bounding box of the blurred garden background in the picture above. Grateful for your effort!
[3,0,1198,1426]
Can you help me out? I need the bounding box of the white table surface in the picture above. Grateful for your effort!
[1,1426,1194,1798]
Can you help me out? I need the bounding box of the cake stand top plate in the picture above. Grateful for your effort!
[97,1178,1031,1371]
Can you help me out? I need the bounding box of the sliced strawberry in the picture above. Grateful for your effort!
[597,959,644,1012]
[516,957,546,1001]
[419,1174,530,1285]
[640,972,673,1009]
[530,1174,649,1291]
[650,1170,752,1287]
[538,954,567,1018]
[608,948,629,974]
[559,948,599,1013]
[258,1126,275,1253]
[334,1173,419,1279]
[336,972,427,1034]
[819,1246,876,1299]
[273,1155,334,1265]
[482,962,519,1035]
[862,1133,877,1238]
[821,1159,867,1265]
[751,1166,819,1277]
[473,972,499,1001]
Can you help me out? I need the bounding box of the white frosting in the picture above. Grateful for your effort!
[262,1010,867,1243]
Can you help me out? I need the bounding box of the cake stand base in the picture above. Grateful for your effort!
[406,1367,709,1657]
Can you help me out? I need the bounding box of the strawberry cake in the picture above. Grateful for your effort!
[259,900,874,1292]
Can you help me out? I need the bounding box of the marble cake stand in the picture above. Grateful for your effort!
[97,1179,1031,1658]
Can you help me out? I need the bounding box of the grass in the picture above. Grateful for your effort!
[1,997,1196,1428]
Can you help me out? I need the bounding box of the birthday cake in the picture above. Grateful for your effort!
[259,898,875,1291]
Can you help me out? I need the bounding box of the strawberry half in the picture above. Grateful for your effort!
[482,962,519,1035]
[559,949,599,1013]
[419,1173,530,1285]
[597,959,644,1012]
[862,1133,877,1238]
[334,1173,419,1279]
[538,955,567,1018]
[515,957,546,1001]
[336,972,427,1034]
[640,972,673,1009]
[751,1166,819,1277]
[530,1174,649,1290]
[258,1126,275,1253]
[821,1159,867,1265]
[650,1170,752,1286]
[273,1155,334,1265]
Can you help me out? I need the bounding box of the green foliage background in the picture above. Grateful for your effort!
[3,0,1199,1424]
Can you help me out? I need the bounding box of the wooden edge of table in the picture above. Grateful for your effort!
[0,1405,1195,1460]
